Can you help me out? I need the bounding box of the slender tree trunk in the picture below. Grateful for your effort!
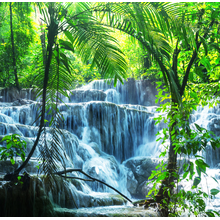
[4,5,57,180]
[155,98,178,216]
[9,2,20,90]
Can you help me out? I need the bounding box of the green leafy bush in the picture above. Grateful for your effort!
[0,134,27,165]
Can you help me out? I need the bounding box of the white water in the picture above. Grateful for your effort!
[0,79,220,214]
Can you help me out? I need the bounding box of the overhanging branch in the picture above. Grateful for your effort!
[54,168,134,204]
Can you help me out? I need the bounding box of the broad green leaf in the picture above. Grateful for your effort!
[195,155,204,159]
[64,31,74,43]
[183,171,188,179]
[210,188,220,196]
[6,142,13,149]
[196,166,201,177]
[192,176,201,187]
[189,161,194,171]
[59,39,74,52]
[200,57,211,71]
[1,136,11,141]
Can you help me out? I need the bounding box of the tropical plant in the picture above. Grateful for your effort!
[0,2,35,89]
[148,93,220,216]
[0,134,27,165]
[95,1,220,216]
[3,2,128,183]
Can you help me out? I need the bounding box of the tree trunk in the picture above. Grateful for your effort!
[4,5,57,180]
[155,97,178,216]
[9,2,20,90]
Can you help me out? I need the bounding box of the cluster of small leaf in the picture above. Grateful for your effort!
[0,134,26,165]
[147,83,220,217]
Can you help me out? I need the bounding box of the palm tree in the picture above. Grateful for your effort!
[4,2,128,181]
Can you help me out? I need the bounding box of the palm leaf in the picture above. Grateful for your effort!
[67,17,128,83]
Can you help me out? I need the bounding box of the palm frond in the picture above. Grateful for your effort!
[67,15,128,85]
[94,2,173,61]
[37,45,69,183]
[13,2,130,179]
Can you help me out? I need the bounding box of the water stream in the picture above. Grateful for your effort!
[0,78,220,215]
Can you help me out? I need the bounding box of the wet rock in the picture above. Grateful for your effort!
[87,78,166,106]
[123,156,190,198]
[12,99,35,106]
[123,157,163,184]
[0,102,12,107]
[54,206,160,217]
[126,171,138,195]
[0,159,42,174]
[101,154,120,174]
[139,181,161,197]
[0,176,55,217]
[0,88,37,102]
[20,88,36,100]
[2,87,20,102]
[0,122,23,136]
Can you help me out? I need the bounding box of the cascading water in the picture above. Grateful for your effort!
[0,78,220,216]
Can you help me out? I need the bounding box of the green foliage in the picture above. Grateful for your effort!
[1,3,220,217]
[0,134,27,165]
[12,2,130,182]
[147,87,220,216]
[0,2,36,88]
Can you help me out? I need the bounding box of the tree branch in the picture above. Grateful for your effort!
[180,19,215,97]
[58,174,94,182]
[54,168,134,204]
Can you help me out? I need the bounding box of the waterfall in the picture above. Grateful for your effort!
[0,79,220,212]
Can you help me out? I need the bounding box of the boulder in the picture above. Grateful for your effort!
[123,156,190,198]
[77,142,97,161]
[0,159,40,174]
[126,170,138,195]
[123,157,163,184]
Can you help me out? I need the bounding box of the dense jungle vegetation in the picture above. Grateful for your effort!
[1,2,220,217]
